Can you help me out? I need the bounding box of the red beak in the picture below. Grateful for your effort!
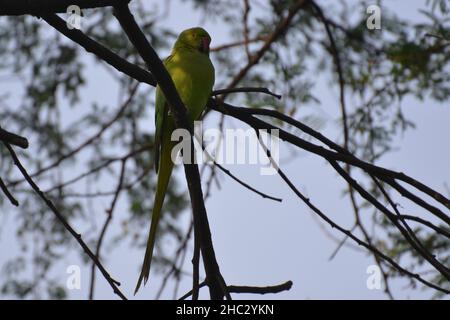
[201,37,210,54]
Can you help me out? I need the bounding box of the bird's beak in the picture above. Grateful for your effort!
[200,37,210,54]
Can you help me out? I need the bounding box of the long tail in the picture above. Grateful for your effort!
[134,142,174,294]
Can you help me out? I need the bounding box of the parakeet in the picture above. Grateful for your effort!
[135,27,215,294]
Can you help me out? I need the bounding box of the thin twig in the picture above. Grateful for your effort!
[212,87,281,99]
[4,141,127,300]
[155,220,194,299]
[242,0,251,61]
[45,143,151,193]
[113,3,228,299]
[210,36,266,52]
[89,159,127,300]
[41,13,156,86]
[212,101,450,220]
[7,83,139,188]
[0,0,121,15]
[222,0,307,96]
[0,126,29,149]
[179,280,293,300]
[254,135,449,294]
[398,214,450,239]
[0,176,19,206]
[214,162,282,202]
[192,219,201,300]
[329,160,450,280]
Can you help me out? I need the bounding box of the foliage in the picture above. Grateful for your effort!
[0,0,448,298]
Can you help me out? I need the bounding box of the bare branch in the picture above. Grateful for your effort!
[242,0,251,61]
[3,141,127,300]
[254,135,449,294]
[113,3,228,299]
[156,220,194,300]
[179,280,293,300]
[89,159,127,300]
[329,160,450,280]
[0,126,29,149]
[223,0,307,93]
[41,14,156,86]
[0,176,19,206]
[0,0,123,16]
[211,101,450,222]
[213,162,282,202]
[212,87,281,99]
[210,36,266,52]
[8,83,139,188]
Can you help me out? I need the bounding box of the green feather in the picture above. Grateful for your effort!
[135,27,215,294]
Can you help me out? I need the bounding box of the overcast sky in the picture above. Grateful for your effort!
[1,0,449,300]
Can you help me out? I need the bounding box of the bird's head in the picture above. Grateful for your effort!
[174,27,212,55]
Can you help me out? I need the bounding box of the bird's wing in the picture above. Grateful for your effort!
[154,55,174,172]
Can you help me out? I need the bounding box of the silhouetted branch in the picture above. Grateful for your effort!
[4,0,447,299]
[254,135,449,294]
[0,176,18,206]
[382,178,450,226]
[3,141,127,300]
[89,159,127,300]
[224,0,307,91]
[310,0,349,149]
[0,0,123,16]
[192,220,201,300]
[0,126,29,149]
[425,33,450,41]
[44,143,151,193]
[113,2,227,300]
[196,135,282,202]
[329,160,450,280]
[211,101,450,221]
[210,36,266,52]
[242,0,251,61]
[0,125,26,206]
[179,280,293,300]
[214,162,282,202]
[309,2,389,297]
[7,83,139,188]
[212,87,281,99]
[156,220,194,299]
[228,280,293,295]
[41,13,156,86]
[397,215,450,239]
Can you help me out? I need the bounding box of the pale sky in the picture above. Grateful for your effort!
[0,0,449,300]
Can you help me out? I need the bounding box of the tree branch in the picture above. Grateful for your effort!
[89,159,127,300]
[210,101,450,222]
[41,13,156,86]
[112,3,227,299]
[210,36,266,52]
[0,126,29,149]
[179,280,293,300]
[212,87,281,99]
[254,134,449,294]
[329,160,450,280]
[3,141,127,300]
[223,0,307,92]
[0,0,123,16]
[0,176,19,206]
[7,83,139,188]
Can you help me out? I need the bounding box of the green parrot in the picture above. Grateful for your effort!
[135,27,215,294]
